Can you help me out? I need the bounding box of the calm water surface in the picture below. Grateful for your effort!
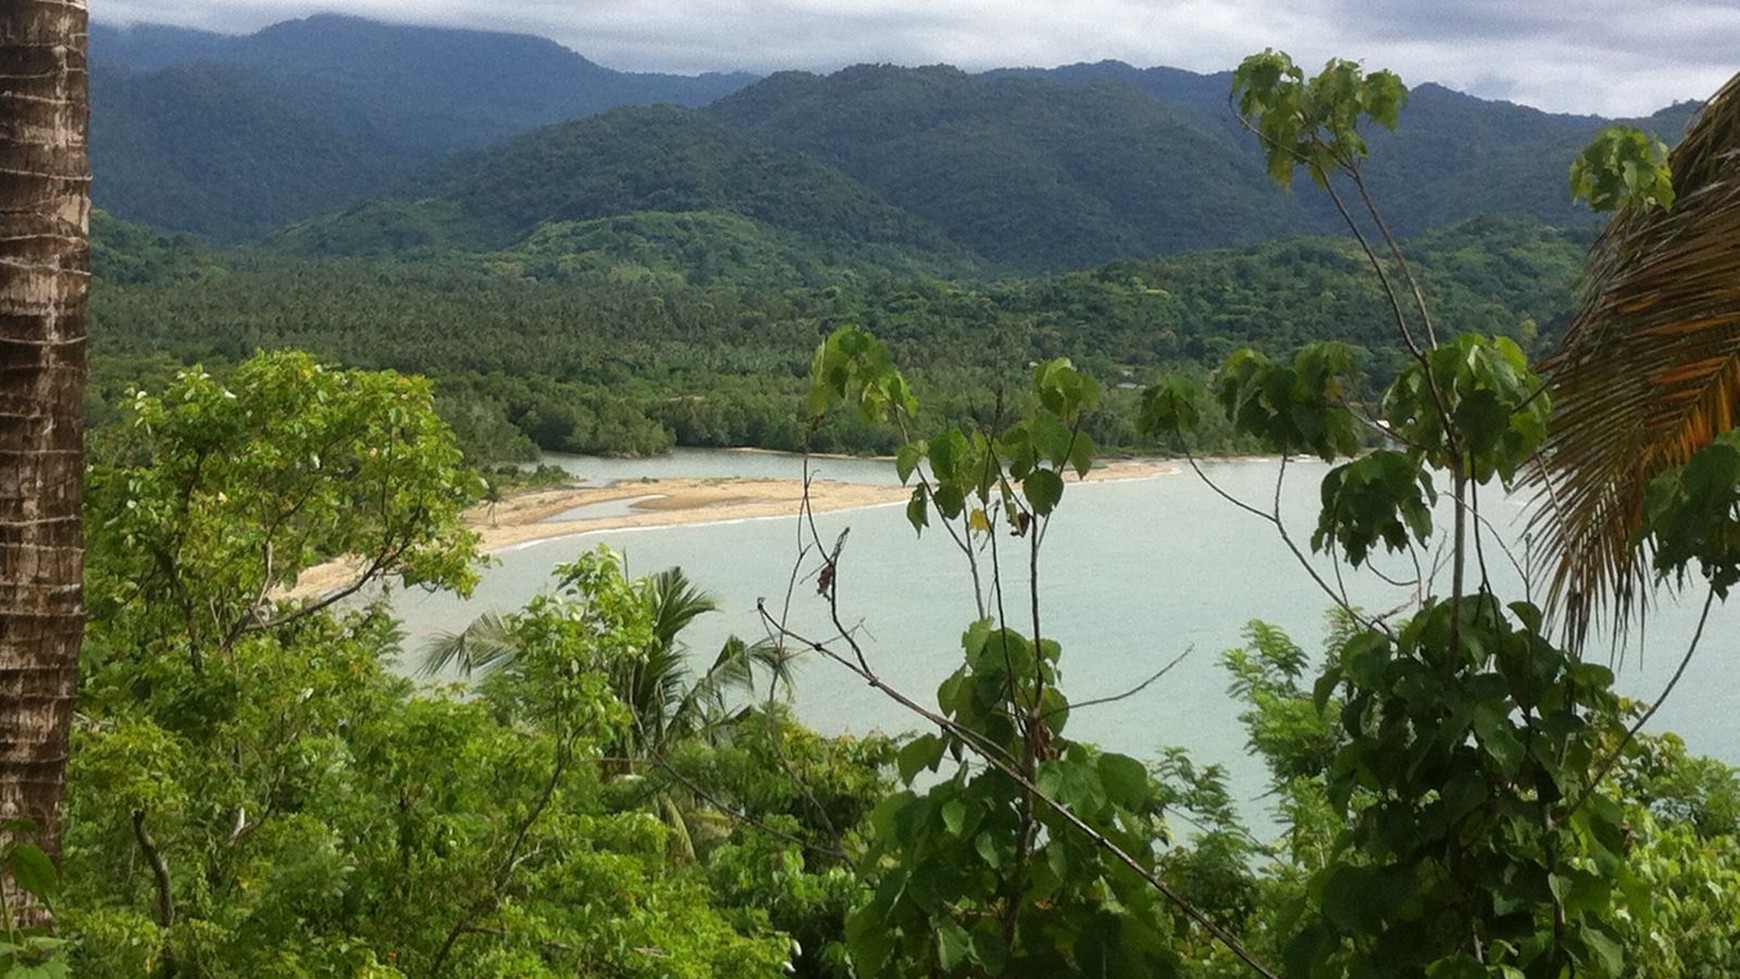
[394,451,1739,818]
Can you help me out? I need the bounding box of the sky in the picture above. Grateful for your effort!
[96,0,1737,118]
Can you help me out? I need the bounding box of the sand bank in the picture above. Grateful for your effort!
[282,457,1179,599]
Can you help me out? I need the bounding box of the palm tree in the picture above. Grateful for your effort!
[0,0,90,919]
[422,567,794,861]
[1530,70,1740,641]
[421,566,794,758]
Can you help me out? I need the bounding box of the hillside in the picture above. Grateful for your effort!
[93,16,757,159]
[709,64,1629,268]
[90,15,1694,270]
[1006,62,1699,237]
[267,204,976,287]
[90,62,395,241]
[707,65,1314,271]
[410,105,983,274]
[88,16,762,239]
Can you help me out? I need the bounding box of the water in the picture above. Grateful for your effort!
[538,448,904,487]
[392,450,1740,818]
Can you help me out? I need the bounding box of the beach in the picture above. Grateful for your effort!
[283,457,1179,599]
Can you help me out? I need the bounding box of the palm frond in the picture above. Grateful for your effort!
[644,567,720,654]
[419,611,519,678]
[1530,70,1740,643]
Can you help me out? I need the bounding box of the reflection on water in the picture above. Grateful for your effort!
[399,450,1738,827]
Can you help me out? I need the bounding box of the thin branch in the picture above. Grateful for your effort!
[233,532,420,645]
[762,608,1284,979]
[431,738,573,977]
[1470,478,1493,593]
[1350,167,1440,348]
[1568,585,1717,817]
[1041,647,1191,720]
[1182,449,1274,523]
[652,758,850,862]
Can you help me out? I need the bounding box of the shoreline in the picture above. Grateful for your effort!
[281,456,1182,599]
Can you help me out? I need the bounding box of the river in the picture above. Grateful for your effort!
[389,449,1738,818]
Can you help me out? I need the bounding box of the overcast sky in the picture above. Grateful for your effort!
[97,0,1736,117]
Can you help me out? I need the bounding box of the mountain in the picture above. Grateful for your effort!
[423,105,983,272]
[988,61,1237,116]
[91,22,235,69]
[89,16,762,239]
[265,105,985,279]
[93,16,758,159]
[706,65,1316,272]
[91,62,394,241]
[91,16,1698,269]
[999,62,1699,239]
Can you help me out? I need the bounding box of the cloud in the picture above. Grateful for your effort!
[96,0,1732,116]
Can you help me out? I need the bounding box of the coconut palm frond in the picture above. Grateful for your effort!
[661,637,797,751]
[1529,71,1740,644]
[699,636,797,701]
[419,611,519,678]
[618,643,693,754]
[644,567,720,655]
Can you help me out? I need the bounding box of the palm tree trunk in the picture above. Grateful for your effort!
[0,0,90,923]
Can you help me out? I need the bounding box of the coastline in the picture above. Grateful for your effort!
[281,456,1181,599]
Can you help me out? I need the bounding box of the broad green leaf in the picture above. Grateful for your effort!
[1097,752,1152,809]
[898,733,947,783]
[896,440,926,484]
[936,922,973,972]
[1036,754,1107,816]
[1571,126,1675,211]
[1023,469,1064,516]
[1068,431,1096,479]
[941,798,969,836]
[7,843,57,902]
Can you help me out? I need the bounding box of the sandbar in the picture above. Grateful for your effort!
[281,457,1179,599]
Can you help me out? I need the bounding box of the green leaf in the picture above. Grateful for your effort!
[1578,927,1625,977]
[936,922,973,972]
[1037,753,1107,816]
[906,486,930,535]
[1068,432,1096,479]
[929,430,968,482]
[898,734,947,783]
[1425,956,1489,979]
[973,832,1003,869]
[1472,706,1525,776]
[1023,469,1064,516]
[7,843,57,902]
[896,440,926,484]
[1027,411,1074,467]
[1097,752,1152,809]
[1571,126,1675,212]
[1138,376,1203,439]
[941,798,968,836]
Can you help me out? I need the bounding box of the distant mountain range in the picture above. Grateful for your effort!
[91,15,1702,270]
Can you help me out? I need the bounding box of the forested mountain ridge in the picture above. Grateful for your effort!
[705,65,1315,271]
[425,106,978,267]
[88,16,760,240]
[91,15,1696,263]
[709,64,1699,269]
[91,62,397,241]
[92,16,757,159]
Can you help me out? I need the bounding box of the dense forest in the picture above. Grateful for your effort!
[5,13,1737,979]
[89,211,1585,461]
